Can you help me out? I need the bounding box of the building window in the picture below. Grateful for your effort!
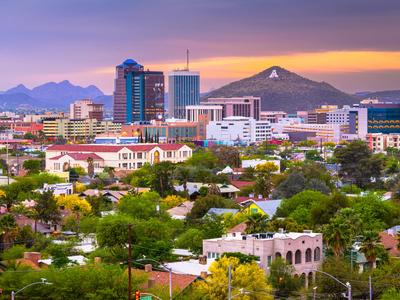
[167,151,172,158]
[267,256,272,266]
[137,153,143,159]
[275,252,281,259]
[182,151,188,157]
[137,162,143,168]
[286,251,293,265]
[122,153,128,159]
[314,247,321,261]
[295,250,302,264]
[305,248,312,262]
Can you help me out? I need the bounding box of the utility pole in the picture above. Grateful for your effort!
[228,264,232,300]
[6,142,9,185]
[346,282,352,300]
[369,276,372,300]
[128,224,132,300]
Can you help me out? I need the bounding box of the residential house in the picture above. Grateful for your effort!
[242,200,282,219]
[203,230,323,285]
[167,201,194,220]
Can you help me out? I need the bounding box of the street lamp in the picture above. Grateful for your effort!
[11,278,53,300]
[306,269,352,300]
[136,258,173,300]
[313,286,318,300]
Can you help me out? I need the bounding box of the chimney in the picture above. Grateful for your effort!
[23,252,41,265]
[200,271,208,278]
[199,255,207,265]
[144,264,153,272]
[147,278,156,288]
[258,194,263,200]
[278,228,284,234]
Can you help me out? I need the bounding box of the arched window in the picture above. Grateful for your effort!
[314,247,321,261]
[305,248,312,262]
[275,252,282,259]
[286,251,293,265]
[295,250,302,264]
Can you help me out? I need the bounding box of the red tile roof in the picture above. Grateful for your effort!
[47,143,186,152]
[228,221,247,234]
[379,232,400,257]
[132,269,198,291]
[231,180,255,189]
[235,196,268,204]
[50,153,104,161]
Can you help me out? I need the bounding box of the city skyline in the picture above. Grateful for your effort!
[1,0,400,94]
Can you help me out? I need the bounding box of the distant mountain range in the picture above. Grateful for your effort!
[1,71,399,112]
[355,90,400,102]
[0,80,112,110]
[203,66,362,113]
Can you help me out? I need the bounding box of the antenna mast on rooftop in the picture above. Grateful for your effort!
[186,49,189,71]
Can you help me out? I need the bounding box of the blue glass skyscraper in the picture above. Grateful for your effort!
[168,70,200,119]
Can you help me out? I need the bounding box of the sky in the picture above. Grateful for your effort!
[1,0,400,94]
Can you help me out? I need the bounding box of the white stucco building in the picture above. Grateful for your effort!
[206,116,271,144]
[45,143,192,173]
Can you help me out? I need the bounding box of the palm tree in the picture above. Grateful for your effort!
[359,230,384,269]
[0,214,19,250]
[174,166,192,197]
[245,213,269,234]
[322,221,351,257]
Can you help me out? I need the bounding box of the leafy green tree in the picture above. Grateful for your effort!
[316,257,369,299]
[129,163,152,187]
[118,192,165,220]
[267,217,307,232]
[22,159,42,175]
[254,162,278,198]
[222,252,259,264]
[268,257,301,298]
[150,161,175,197]
[276,190,329,225]
[238,167,256,181]
[86,195,112,216]
[194,256,273,300]
[175,228,204,255]
[334,140,384,188]
[186,148,218,169]
[0,263,146,299]
[187,195,238,219]
[1,245,28,260]
[310,193,350,227]
[211,145,241,168]
[322,208,359,257]
[32,191,61,232]
[305,149,323,161]
[352,194,400,231]
[273,162,332,198]
[245,213,269,234]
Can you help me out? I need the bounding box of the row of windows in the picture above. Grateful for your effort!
[275,247,321,264]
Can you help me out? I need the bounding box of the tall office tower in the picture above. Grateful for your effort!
[113,59,164,123]
[70,99,104,121]
[168,70,200,119]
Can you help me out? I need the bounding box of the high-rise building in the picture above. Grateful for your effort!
[204,97,261,120]
[113,59,164,123]
[70,99,104,121]
[168,70,200,119]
